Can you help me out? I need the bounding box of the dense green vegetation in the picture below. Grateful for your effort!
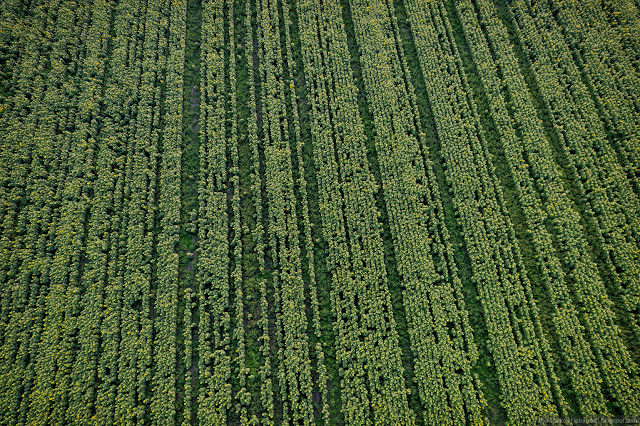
[1,0,639,424]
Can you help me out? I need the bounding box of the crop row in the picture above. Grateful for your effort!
[0,0,190,423]
[455,0,640,416]
[1,0,639,423]
[403,0,575,422]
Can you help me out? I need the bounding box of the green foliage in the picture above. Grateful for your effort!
[2,0,640,424]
